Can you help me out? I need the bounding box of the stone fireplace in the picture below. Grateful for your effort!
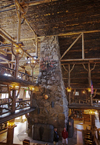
[27,36,68,142]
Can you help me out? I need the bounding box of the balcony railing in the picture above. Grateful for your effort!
[0,98,31,116]
[0,64,32,82]
[69,98,100,108]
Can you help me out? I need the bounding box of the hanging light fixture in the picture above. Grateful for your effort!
[29,86,35,91]
[82,90,86,94]
[9,83,20,90]
[66,87,72,92]
[87,87,91,92]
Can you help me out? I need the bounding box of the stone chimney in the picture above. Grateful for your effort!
[27,36,68,141]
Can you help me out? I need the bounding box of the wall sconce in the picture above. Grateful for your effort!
[7,119,16,128]
[84,109,95,115]
[31,59,36,64]
[29,86,35,91]
[9,83,20,90]
[82,90,86,94]
[87,87,91,92]
[15,47,23,55]
[89,110,95,115]
[66,87,72,92]
[44,94,48,99]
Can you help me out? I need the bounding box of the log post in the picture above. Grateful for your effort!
[15,56,19,79]
[29,91,34,108]
[32,67,34,83]
[88,63,93,106]
[68,64,71,105]
[17,6,21,43]
[82,32,85,59]
[7,119,15,145]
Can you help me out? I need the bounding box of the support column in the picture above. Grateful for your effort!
[91,114,95,129]
[15,56,19,79]
[88,63,93,106]
[11,90,16,114]
[69,92,71,105]
[7,119,15,145]
[7,127,14,145]
[82,32,85,59]
[17,6,21,43]
[68,64,71,105]
[30,91,33,108]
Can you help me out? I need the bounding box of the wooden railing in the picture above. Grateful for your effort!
[0,99,31,116]
[0,65,32,82]
[70,98,100,107]
[71,99,90,105]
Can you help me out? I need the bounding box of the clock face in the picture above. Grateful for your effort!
[40,57,56,71]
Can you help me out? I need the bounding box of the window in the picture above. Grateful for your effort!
[26,91,30,98]
[75,91,79,96]
[1,93,8,99]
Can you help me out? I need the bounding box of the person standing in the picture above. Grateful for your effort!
[62,127,68,145]
[53,128,59,145]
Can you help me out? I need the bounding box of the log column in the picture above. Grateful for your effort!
[7,119,16,145]
[88,63,93,106]
[68,64,71,105]
[91,114,95,128]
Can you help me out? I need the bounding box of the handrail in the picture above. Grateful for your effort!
[0,64,32,77]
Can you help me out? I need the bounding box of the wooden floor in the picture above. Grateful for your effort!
[0,119,100,145]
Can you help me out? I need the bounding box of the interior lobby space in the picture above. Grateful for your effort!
[0,112,100,145]
[1,0,100,145]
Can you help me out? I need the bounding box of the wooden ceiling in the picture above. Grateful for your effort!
[0,0,100,90]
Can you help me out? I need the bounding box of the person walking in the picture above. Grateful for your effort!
[53,128,59,145]
[62,127,68,145]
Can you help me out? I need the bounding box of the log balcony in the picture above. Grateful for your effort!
[0,65,36,124]
[0,65,34,84]
[69,98,100,109]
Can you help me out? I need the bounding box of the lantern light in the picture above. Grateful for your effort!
[15,47,22,54]
[9,83,20,90]
[66,87,72,92]
[29,86,34,91]
[31,59,36,64]
[44,94,48,99]
[82,90,86,94]
[87,87,91,92]
[7,119,15,128]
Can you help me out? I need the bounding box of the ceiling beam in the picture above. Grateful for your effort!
[17,29,100,41]
[0,30,35,59]
[27,0,58,6]
[61,58,100,62]
[61,61,100,65]
[1,0,58,11]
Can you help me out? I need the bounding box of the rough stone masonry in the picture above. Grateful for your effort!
[28,36,68,139]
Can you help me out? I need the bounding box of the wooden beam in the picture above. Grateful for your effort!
[28,0,58,6]
[61,58,100,62]
[38,29,100,38]
[60,33,82,60]
[0,30,34,59]
[1,0,58,11]
[0,108,35,124]
[15,0,37,37]
[10,29,100,41]
[0,74,34,86]
[17,6,21,43]
[0,28,15,41]
[82,32,85,59]
[68,105,100,109]
[68,64,70,87]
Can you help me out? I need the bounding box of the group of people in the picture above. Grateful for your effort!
[53,127,68,145]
